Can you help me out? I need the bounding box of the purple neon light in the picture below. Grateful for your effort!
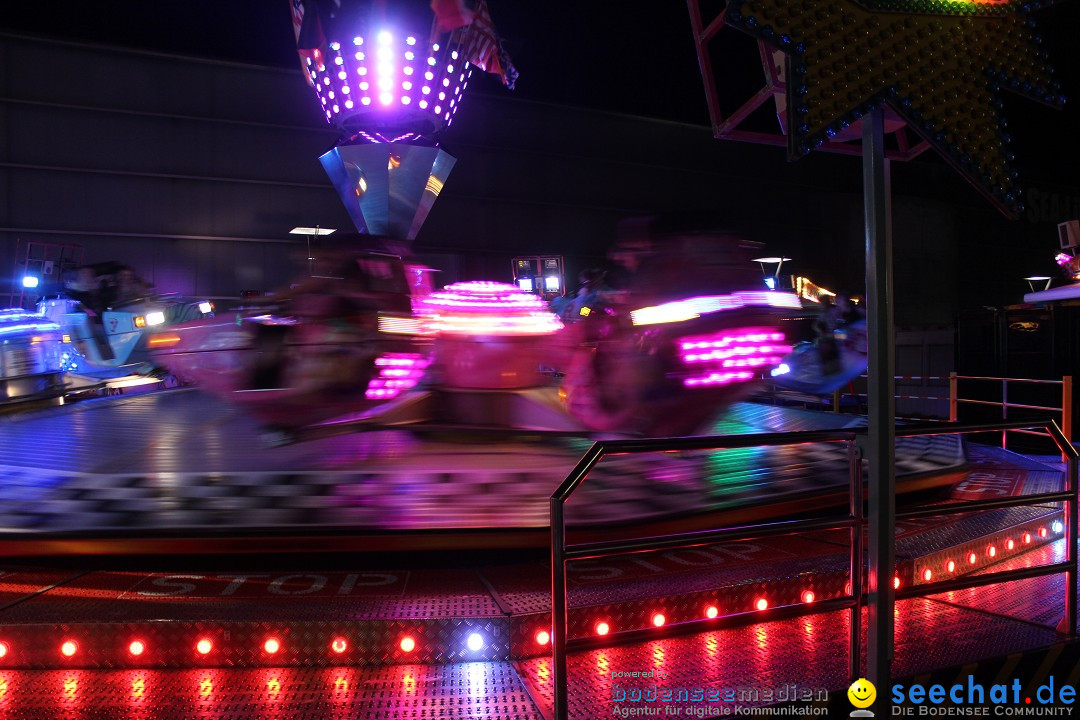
[417,281,563,336]
[364,352,430,400]
[678,327,789,388]
[305,29,470,133]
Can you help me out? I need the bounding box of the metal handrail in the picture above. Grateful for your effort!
[549,419,1078,720]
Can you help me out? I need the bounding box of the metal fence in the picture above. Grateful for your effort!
[549,420,1078,720]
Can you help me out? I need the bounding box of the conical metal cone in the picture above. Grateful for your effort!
[320,143,457,240]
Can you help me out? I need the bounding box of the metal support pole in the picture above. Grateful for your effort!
[949,372,958,422]
[863,106,895,705]
[551,499,569,720]
[848,439,863,681]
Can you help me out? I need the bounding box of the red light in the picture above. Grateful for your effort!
[331,638,347,654]
[535,631,550,646]
[893,576,900,590]
[128,640,145,657]
[946,560,956,573]
[988,545,997,558]
[1024,533,1032,544]
[1006,539,1015,551]
[652,613,666,627]
[801,591,815,604]
[1039,527,1048,538]
[61,641,78,657]
[399,637,416,652]
[755,598,768,611]
[595,622,610,636]
[264,638,281,655]
[922,568,933,582]
[196,638,213,655]
[968,552,978,564]
[0,642,7,658]
[705,606,719,619]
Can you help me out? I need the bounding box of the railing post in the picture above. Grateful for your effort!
[1001,379,1008,450]
[949,372,958,422]
[1063,376,1073,462]
[551,497,569,720]
[833,388,841,413]
[1068,454,1078,637]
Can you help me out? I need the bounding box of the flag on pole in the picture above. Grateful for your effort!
[449,0,517,89]
[291,0,327,79]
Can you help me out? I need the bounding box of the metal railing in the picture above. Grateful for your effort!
[949,374,1073,456]
[549,420,1078,720]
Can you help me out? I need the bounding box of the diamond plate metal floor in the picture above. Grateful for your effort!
[0,587,1072,719]
[0,392,970,553]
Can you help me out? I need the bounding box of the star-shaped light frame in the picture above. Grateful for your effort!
[723,0,1064,217]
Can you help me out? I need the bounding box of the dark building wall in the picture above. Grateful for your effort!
[0,32,1069,327]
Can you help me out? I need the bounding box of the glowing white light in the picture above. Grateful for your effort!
[199,302,213,314]
[22,276,39,288]
[434,105,441,114]
[405,51,414,60]
[332,104,339,112]
[361,97,371,105]
[353,37,363,46]
[377,61,393,75]
[427,57,436,66]
[447,64,454,73]
[438,91,445,101]
[337,71,346,80]
[378,78,393,91]
[425,71,434,80]
[355,51,365,60]
[328,90,335,99]
[329,41,340,51]
[345,100,353,108]
[442,78,450,86]
[419,100,428,109]
[377,30,392,44]
[402,96,411,105]
[1053,521,1064,533]
[358,67,367,76]
[466,633,484,652]
[377,47,392,62]
[433,43,440,51]
[379,92,393,105]
[422,86,430,94]
[342,86,350,94]
[146,312,166,327]
[334,56,343,65]
[404,66,414,75]
[451,50,459,60]
[402,81,412,90]
[770,363,791,377]
[406,36,416,45]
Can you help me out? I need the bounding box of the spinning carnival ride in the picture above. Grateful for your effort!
[148,0,799,438]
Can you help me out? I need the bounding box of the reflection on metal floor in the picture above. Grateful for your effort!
[0,390,969,553]
[0,580,1076,719]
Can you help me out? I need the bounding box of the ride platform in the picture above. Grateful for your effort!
[0,390,973,555]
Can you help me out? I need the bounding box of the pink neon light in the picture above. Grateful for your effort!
[364,352,430,400]
[678,326,789,388]
[417,281,563,336]
[631,291,801,326]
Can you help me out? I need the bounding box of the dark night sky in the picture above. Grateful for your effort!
[2,1,1078,188]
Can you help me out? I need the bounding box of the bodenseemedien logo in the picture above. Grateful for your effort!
[849,678,877,717]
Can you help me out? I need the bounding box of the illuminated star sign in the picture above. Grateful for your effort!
[724,0,1064,217]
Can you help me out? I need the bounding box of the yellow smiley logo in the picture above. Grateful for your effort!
[848,678,877,709]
